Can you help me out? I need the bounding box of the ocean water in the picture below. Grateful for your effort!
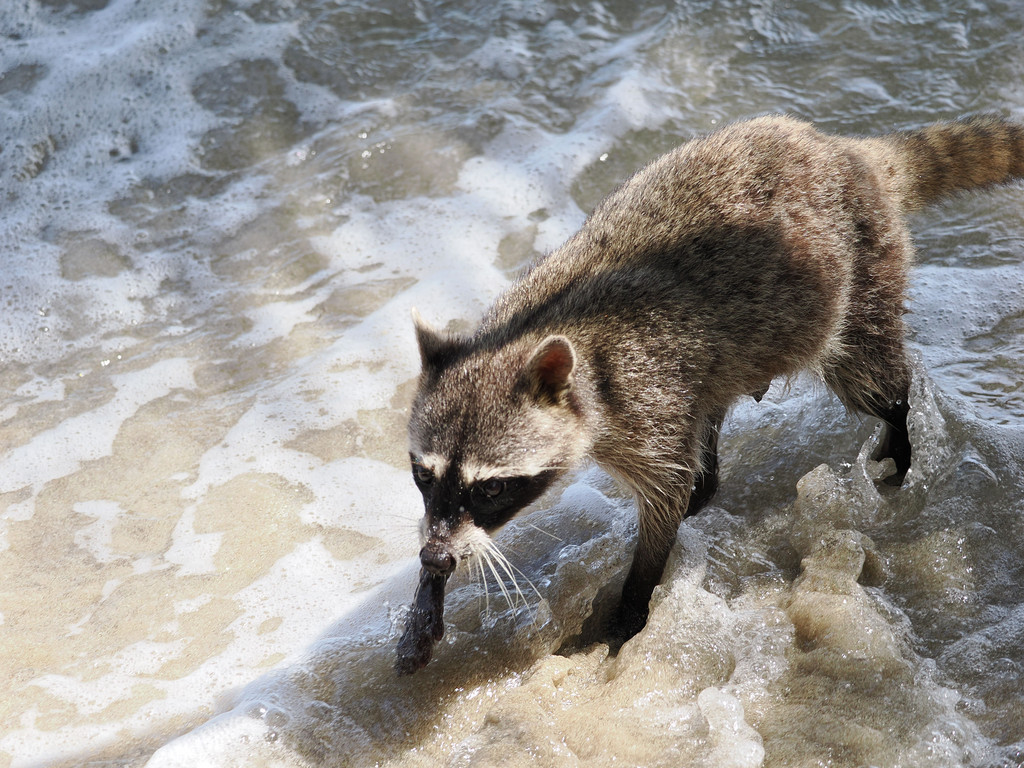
[1,0,1023,766]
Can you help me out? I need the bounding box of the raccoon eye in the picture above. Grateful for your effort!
[412,463,434,487]
[478,478,505,498]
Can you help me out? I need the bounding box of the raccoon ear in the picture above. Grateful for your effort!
[525,335,576,404]
[412,307,457,370]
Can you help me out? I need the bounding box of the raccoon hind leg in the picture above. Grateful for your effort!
[871,396,911,485]
[823,336,912,486]
[823,192,916,484]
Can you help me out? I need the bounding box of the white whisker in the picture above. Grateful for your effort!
[487,541,527,608]
[480,546,515,611]
[481,544,544,636]
[492,543,543,607]
[477,555,490,616]
[525,522,562,542]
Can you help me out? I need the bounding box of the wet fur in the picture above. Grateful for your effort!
[404,114,1024,660]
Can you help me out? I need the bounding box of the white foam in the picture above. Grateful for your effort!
[0,0,296,364]
[32,638,189,716]
[144,712,292,768]
[698,688,765,768]
[72,500,127,564]
[164,502,223,576]
[0,357,194,495]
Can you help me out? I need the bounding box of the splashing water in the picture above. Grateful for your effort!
[2,1,1023,766]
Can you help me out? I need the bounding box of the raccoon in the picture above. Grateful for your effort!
[399,114,1024,673]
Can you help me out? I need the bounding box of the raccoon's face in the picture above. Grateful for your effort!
[408,321,589,575]
[408,449,560,575]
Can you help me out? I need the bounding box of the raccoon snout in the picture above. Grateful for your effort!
[419,544,456,576]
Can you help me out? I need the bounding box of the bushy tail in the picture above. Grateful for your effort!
[870,115,1024,212]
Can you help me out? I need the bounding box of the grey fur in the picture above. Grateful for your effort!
[405,114,1024,649]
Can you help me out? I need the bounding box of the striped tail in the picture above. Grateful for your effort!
[875,115,1024,212]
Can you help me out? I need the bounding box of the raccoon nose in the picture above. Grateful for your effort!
[420,546,456,576]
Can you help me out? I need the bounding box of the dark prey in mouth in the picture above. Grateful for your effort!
[395,567,448,675]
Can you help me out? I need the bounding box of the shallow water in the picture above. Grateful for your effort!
[1,0,1023,766]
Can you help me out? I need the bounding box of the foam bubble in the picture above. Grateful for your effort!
[698,688,765,768]
[1,357,194,495]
